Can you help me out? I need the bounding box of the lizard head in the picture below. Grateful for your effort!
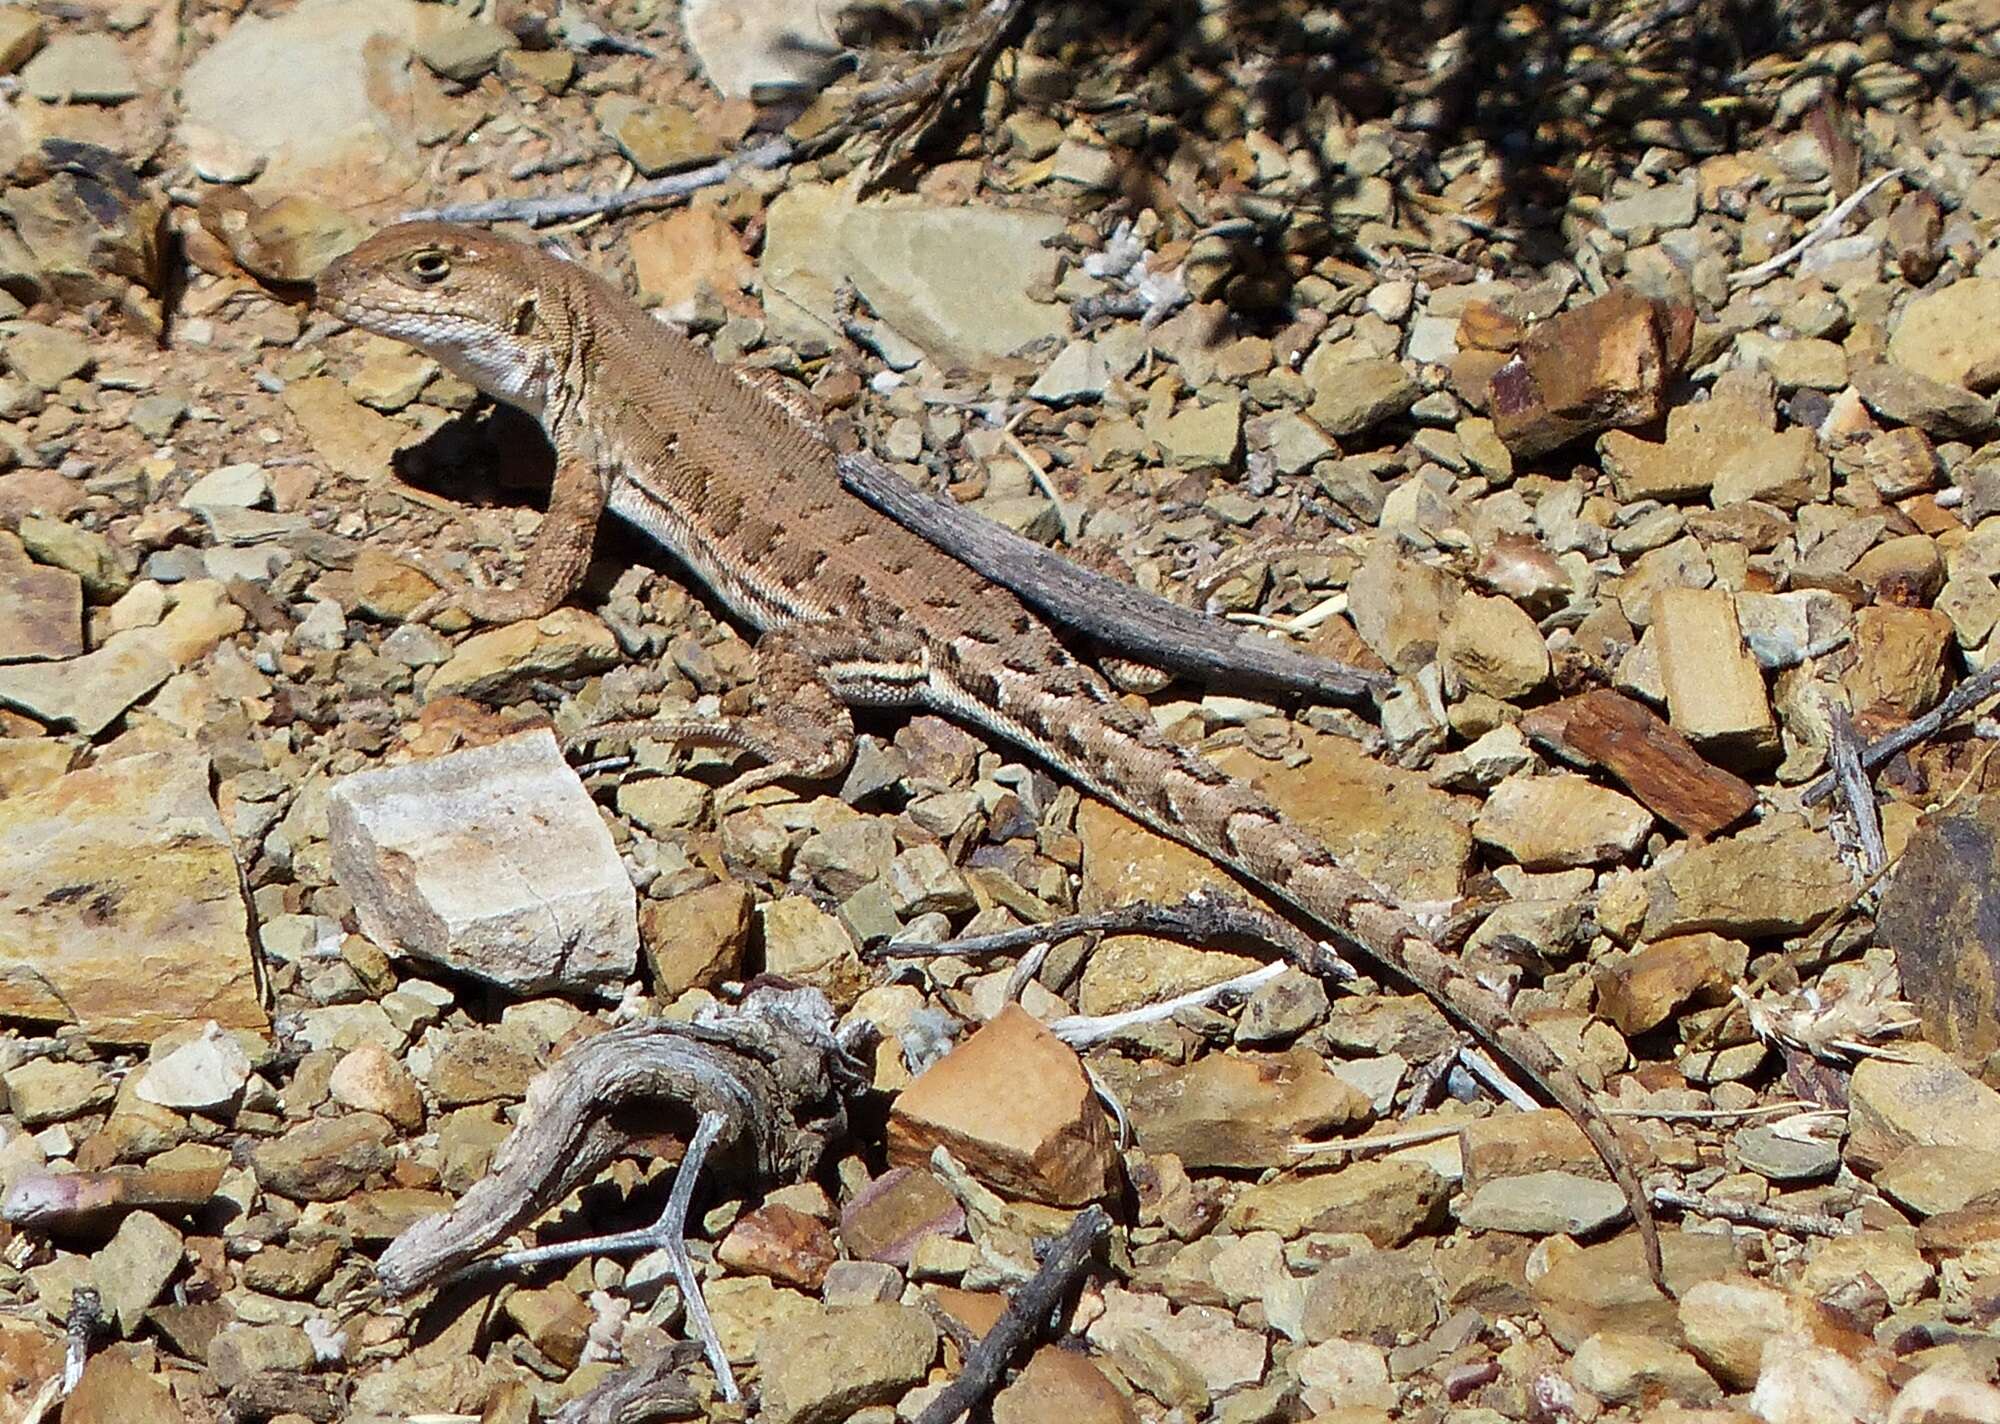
[315,222,557,414]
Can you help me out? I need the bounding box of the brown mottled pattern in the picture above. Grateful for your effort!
[316,223,1663,1285]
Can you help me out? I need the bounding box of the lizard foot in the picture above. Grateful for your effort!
[400,553,564,625]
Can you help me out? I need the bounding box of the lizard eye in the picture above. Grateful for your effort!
[407,250,452,283]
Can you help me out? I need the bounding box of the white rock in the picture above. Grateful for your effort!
[137,1022,253,1111]
[327,728,638,996]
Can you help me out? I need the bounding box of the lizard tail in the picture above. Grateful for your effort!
[957,638,1667,1290]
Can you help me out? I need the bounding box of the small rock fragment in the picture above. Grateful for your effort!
[1490,287,1685,457]
[1653,587,1778,764]
[756,1303,939,1424]
[887,1004,1119,1206]
[1474,772,1652,869]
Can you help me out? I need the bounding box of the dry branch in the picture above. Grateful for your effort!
[374,985,859,1298]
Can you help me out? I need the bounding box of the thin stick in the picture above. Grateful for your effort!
[1458,1045,1538,1112]
[911,1205,1109,1424]
[1728,169,1902,288]
[1802,658,2000,805]
[1828,703,1886,873]
[1603,1100,1824,1122]
[1652,1185,1845,1238]
[1048,963,1287,1047]
[1289,1121,1464,1158]
[866,891,1354,984]
[401,138,795,227]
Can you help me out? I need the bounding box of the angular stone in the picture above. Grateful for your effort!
[1439,593,1549,700]
[1116,1048,1371,1170]
[1877,793,2000,1059]
[757,1303,938,1424]
[760,895,867,1008]
[1571,1332,1719,1408]
[1844,605,1952,720]
[1678,1274,1790,1389]
[0,749,263,1042]
[1473,772,1652,870]
[1085,1285,1267,1403]
[1595,932,1741,1036]
[92,1209,183,1336]
[1848,1046,2000,1175]
[1458,1170,1629,1235]
[1347,548,1461,675]
[1304,355,1418,437]
[1654,587,1777,764]
[424,608,621,702]
[3,1057,111,1125]
[327,728,638,996]
[887,1005,1118,1206]
[415,19,514,80]
[63,1346,182,1424]
[839,206,1066,373]
[718,1203,838,1290]
[683,0,845,97]
[838,1166,964,1266]
[640,878,754,998]
[1520,690,1757,839]
[251,1112,394,1201]
[1159,396,1242,471]
[993,1346,1138,1424]
[135,1022,253,1112]
[1889,277,2000,392]
[1853,361,1995,441]
[630,206,753,317]
[1,1162,224,1233]
[328,1041,423,1130]
[1642,822,1852,938]
[1490,288,1682,457]
[1530,1232,1741,1351]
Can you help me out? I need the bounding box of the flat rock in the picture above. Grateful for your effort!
[1847,1046,2000,1174]
[1216,729,1475,904]
[424,608,622,702]
[0,748,263,1042]
[0,629,171,735]
[1222,1160,1449,1246]
[1347,548,1460,673]
[1299,1243,1440,1342]
[1678,1274,1790,1388]
[178,0,447,203]
[630,207,753,319]
[682,0,848,98]
[756,1302,937,1424]
[1642,822,1852,939]
[1473,772,1652,869]
[887,1004,1118,1205]
[1595,932,1740,1036]
[1457,1170,1629,1235]
[1888,277,2000,392]
[1113,1047,1372,1170]
[327,728,639,996]
[0,559,82,663]
[20,33,136,103]
[839,206,1066,373]
[1876,793,2000,1058]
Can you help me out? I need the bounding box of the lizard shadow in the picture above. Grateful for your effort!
[389,402,666,607]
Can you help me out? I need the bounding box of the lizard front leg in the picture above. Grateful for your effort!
[407,430,608,625]
[572,623,920,809]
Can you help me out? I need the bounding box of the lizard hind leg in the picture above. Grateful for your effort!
[569,624,862,812]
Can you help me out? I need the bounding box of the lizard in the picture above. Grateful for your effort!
[314,220,1667,1289]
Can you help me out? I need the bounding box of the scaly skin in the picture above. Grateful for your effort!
[316,222,1666,1287]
